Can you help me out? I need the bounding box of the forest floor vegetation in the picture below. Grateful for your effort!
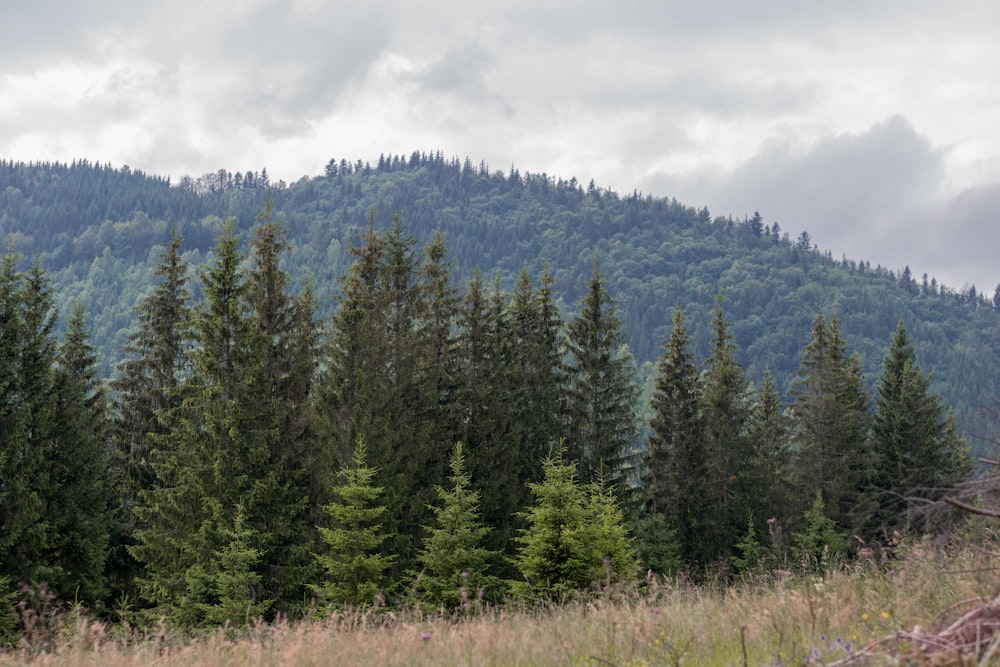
[3,533,1000,666]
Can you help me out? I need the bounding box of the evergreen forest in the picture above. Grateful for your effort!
[0,155,995,637]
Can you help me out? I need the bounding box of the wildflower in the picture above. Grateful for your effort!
[421,632,431,641]
[880,611,891,620]
[844,642,852,653]
[861,613,869,621]
[651,607,660,615]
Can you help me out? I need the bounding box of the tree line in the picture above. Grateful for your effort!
[0,208,973,637]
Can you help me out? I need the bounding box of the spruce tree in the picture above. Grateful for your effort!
[645,309,711,570]
[243,210,323,613]
[1,261,60,593]
[512,448,595,601]
[508,267,565,472]
[198,504,272,628]
[562,263,638,488]
[319,215,443,574]
[744,371,795,533]
[870,319,973,533]
[455,272,524,570]
[45,304,110,605]
[587,474,638,587]
[131,219,252,624]
[699,299,753,562]
[108,231,191,603]
[0,253,35,590]
[413,442,498,611]
[513,446,635,600]
[791,491,847,568]
[311,437,395,610]
[790,313,873,537]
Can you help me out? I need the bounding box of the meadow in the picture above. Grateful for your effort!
[3,535,999,667]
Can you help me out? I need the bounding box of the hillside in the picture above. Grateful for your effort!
[1,155,998,449]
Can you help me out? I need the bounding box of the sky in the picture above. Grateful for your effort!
[3,1,999,293]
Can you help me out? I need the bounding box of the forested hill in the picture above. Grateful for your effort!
[2,155,999,449]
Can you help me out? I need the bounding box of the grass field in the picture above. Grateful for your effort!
[3,536,998,666]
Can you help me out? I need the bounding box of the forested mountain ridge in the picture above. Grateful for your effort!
[1,155,998,449]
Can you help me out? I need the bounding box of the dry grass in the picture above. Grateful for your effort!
[2,537,998,666]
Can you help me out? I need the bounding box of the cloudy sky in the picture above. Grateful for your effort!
[3,1,999,292]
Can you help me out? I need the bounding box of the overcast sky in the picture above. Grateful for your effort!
[3,1,999,292]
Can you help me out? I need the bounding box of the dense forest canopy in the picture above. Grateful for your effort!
[0,155,991,636]
[1,155,998,448]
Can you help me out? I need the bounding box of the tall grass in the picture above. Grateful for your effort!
[2,536,996,666]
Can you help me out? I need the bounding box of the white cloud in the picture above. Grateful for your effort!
[2,1,1000,289]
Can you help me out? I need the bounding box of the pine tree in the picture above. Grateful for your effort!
[790,313,873,537]
[44,304,110,604]
[743,371,795,533]
[311,437,395,610]
[869,319,973,533]
[413,443,498,611]
[512,448,596,601]
[0,256,50,593]
[319,215,444,574]
[1,261,61,592]
[562,263,638,488]
[645,309,711,569]
[242,209,323,613]
[699,299,753,562]
[131,219,252,624]
[455,272,525,570]
[197,504,272,628]
[108,231,191,603]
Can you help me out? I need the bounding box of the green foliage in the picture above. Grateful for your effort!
[2,157,998,452]
[645,309,712,568]
[698,299,754,562]
[413,443,499,611]
[562,263,639,488]
[791,491,848,568]
[1,156,998,624]
[730,515,769,574]
[197,504,273,628]
[311,437,395,610]
[869,319,975,535]
[586,475,638,587]
[513,447,635,601]
[633,513,680,576]
[47,303,110,605]
[790,313,873,537]
[0,575,19,645]
[130,215,320,624]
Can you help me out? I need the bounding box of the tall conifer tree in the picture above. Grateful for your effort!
[0,256,53,595]
[699,300,753,561]
[45,304,110,604]
[645,309,711,569]
[790,313,872,536]
[562,264,638,488]
[869,319,972,533]
[109,231,191,602]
